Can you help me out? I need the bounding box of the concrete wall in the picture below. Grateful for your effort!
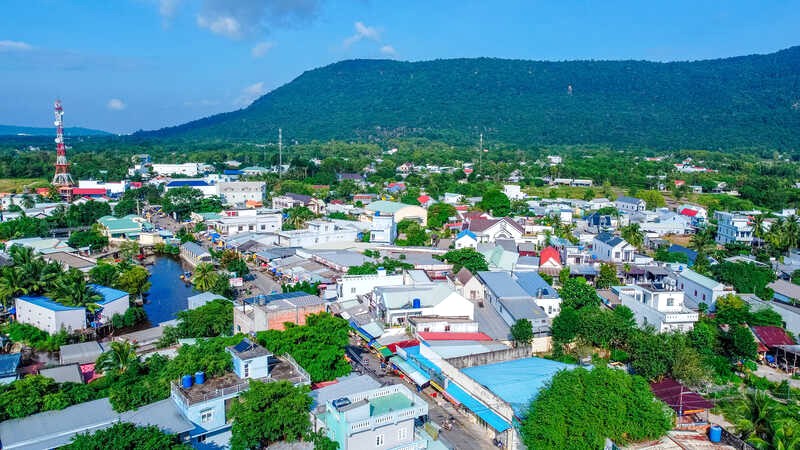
[15,298,85,334]
[101,296,130,321]
[346,420,414,450]
[444,345,533,369]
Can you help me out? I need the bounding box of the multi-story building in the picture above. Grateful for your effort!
[677,268,732,308]
[369,214,397,244]
[233,292,327,333]
[151,163,204,177]
[164,179,218,198]
[336,270,405,301]
[617,282,699,332]
[715,211,754,245]
[478,271,560,323]
[365,201,427,227]
[373,283,475,325]
[208,208,282,236]
[320,384,429,450]
[276,220,358,247]
[272,193,326,215]
[15,285,129,334]
[592,232,635,263]
[217,181,266,206]
[614,196,646,213]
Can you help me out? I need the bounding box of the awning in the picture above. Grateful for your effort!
[445,382,511,432]
[378,347,393,358]
[390,356,430,387]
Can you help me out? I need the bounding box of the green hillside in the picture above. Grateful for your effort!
[0,125,111,137]
[139,47,800,150]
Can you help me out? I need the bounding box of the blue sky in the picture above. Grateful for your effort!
[1,0,798,134]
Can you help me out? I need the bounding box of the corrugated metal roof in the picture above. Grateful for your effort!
[0,353,20,376]
[678,268,723,291]
[752,326,795,347]
[417,332,493,341]
[17,296,83,312]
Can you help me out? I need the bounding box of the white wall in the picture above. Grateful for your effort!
[15,298,85,334]
[336,274,404,301]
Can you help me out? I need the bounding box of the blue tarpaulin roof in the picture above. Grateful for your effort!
[0,353,20,377]
[445,382,510,432]
[462,357,575,416]
[389,356,430,386]
[403,346,442,375]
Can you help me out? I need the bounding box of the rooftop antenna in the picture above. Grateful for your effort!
[278,128,283,178]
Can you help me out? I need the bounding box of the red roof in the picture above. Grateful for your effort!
[650,378,713,414]
[71,188,107,195]
[129,182,142,188]
[674,180,686,186]
[35,187,50,196]
[679,208,698,217]
[463,168,474,174]
[752,326,795,347]
[386,339,419,353]
[539,246,562,266]
[455,205,469,211]
[417,332,492,341]
[417,195,431,204]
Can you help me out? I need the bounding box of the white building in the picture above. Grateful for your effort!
[592,232,635,263]
[615,196,646,213]
[77,180,127,196]
[151,163,203,177]
[677,268,732,309]
[336,270,405,301]
[454,230,478,249]
[163,180,218,198]
[15,285,129,334]
[369,214,397,244]
[374,283,474,325]
[217,181,266,206]
[276,220,358,247]
[209,208,282,236]
[503,184,525,201]
[618,283,699,332]
[715,211,754,245]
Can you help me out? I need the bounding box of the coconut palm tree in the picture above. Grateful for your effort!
[8,244,34,267]
[0,267,28,307]
[620,223,644,249]
[95,341,139,374]
[751,214,766,241]
[733,390,775,442]
[690,225,717,254]
[48,269,102,308]
[784,215,800,252]
[192,262,217,292]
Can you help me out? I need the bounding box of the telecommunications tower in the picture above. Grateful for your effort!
[51,100,74,196]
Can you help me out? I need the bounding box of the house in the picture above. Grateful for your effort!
[742,294,800,337]
[208,208,282,236]
[767,280,800,306]
[503,184,525,201]
[678,204,708,222]
[617,283,699,332]
[43,252,97,272]
[637,210,693,236]
[463,217,524,244]
[241,166,269,176]
[5,237,74,255]
[180,241,212,267]
[59,341,108,365]
[615,196,646,213]
[272,193,326,215]
[416,194,434,208]
[15,285,129,334]
[454,230,478,249]
[592,232,635,263]
[373,283,474,325]
[336,173,366,184]
[187,292,226,310]
[449,267,485,302]
[97,215,151,240]
[442,192,462,205]
[477,271,552,332]
[276,220,358,247]
[320,384,429,450]
[677,268,731,309]
[151,162,203,176]
[716,212,754,245]
[336,270,405,301]
[369,214,397,244]
[352,193,376,205]
[233,292,327,333]
[365,200,427,226]
[164,179,218,198]
[0,353,21,384]
[538,246,563,277]
[481,245,519,271]
[217,181,266,206]
[38,364,84,384]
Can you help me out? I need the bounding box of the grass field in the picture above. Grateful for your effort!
[0,178,47,193]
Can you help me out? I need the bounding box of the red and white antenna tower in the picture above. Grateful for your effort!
[51,99,74,195]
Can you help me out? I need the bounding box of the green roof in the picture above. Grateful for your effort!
[369,393,414,417]
[97,215,142,232]
[366,200,414,214]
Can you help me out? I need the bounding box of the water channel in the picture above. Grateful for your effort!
[143,256,197,325]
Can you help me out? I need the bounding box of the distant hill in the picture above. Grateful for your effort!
[0,125,111,137]
[139,47,800,150]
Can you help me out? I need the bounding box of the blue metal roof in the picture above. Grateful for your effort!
[88,284,128,304]
[223,169,243,175]
[166,180,209,187]
[17,296,83,312]
[0,353,20,376]
[515,272,558,298]
[445,382,510,432]
[456,230,477,240]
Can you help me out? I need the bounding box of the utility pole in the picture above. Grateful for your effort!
[278,128,283,178]
[478,133,484,177]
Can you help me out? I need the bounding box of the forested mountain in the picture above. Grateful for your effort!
[139,47,800,150]
[0,125,110,137]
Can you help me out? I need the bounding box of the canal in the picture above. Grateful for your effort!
[143,256,198,325]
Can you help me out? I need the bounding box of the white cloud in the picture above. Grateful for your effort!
[196,0,323,40]
[0,40,33,52]
[251,41,276,58]
[380,45,397,56]
[234,82,267,107]
[158,0,181,19]
[343,21,381,48]
[107,98,126,111]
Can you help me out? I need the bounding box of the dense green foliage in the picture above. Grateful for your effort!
[510,319,533,345]
[711,262,777,300]
[257,313,350,383]
[173,299,233,338]
[138,50,800,151]
[67,422,191,450]
[229,381,313,450]
[347,258,414,275]
[0,375,103,421]
[521,367,673,449]
[440,248,489,273]
[1,322,68,352]
[559,277,601,310]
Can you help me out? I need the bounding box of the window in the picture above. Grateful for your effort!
[397,428,409,440]
[200,409,214,423]
[351,287,356,294]
[243,363,250,378]
[666,298,674,307]
[376,434,385,447]
[444,325,451,331]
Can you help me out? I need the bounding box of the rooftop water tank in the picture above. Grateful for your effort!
[195,371,206,385]
[181,374,193,389]
[412,298,421,309]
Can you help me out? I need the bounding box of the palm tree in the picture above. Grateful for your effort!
[751,214,766,241]
[733,390,775,442]
[784,215,800,252]
[49,269,102,308]
[192,262,217,292]
[8,244,34,266]
[690,225,717,254]
[0,267,28,307]
[95,341,139,374]
[620,223,644,249]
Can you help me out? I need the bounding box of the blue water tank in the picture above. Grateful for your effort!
[181,374,193,389]
[195,371,206,385]
[412,298,421,309]
[708,425,722,443]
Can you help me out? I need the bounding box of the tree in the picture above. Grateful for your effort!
[118,240,140,261]
[480,190,510,216]
[620,223,644,249]
[711,262,776,300]
[48,269,102,312]
[427,202,456,230]
[714,294,751,325]
[690,225,717,254]
[629,330,674,380]
[396,220,428,246]
[510,319,533,346]
[724,325,758,361]
[116,265,151,300]
[67,422,190,450]
[162,187,204,220]
[229,380,312,450]
[95,341,139,375]
[175,299,233,338]
[521,367,672,450]
[551,307,580,348]
[191,262,217,292]
[283,206,315,230]
[89,262,119,287]
[559,277,600,310]
[440,248,489,273]
[640,190,666,209]
[670,346,707,387]
[595,263,619,289]
[67,229,108,252]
